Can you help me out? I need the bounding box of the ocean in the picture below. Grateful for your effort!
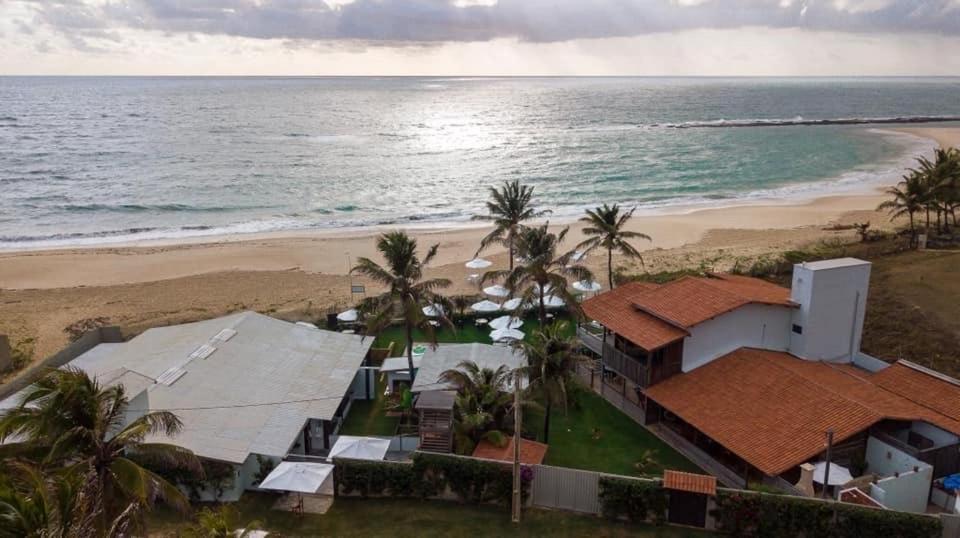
[1,76,958,250]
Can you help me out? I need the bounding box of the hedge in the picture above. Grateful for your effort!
[597,476,667,525]
[333,452,531,506]
[713,490,941,538]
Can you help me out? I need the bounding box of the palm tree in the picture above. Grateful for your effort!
[0,368,200,525]
[878,171,925,248]
[474,180,551,271]
[440,360,514,454]
[576,204,651,290]
[519,321,589,444]
[482,224,592,326]
[183,505,262,538]
[352,231,453,381]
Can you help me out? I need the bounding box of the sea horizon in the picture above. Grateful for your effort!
[2,76,958,250]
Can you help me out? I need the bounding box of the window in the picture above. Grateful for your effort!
[792,324,803,335]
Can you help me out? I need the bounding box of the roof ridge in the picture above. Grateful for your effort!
[897,360,960,388]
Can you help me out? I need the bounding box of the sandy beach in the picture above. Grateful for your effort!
[1,126,957,377]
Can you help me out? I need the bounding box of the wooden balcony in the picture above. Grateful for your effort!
[602,341,649,388]
[577,325,604,355]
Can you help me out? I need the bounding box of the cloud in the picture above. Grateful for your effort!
[10,0,960,48]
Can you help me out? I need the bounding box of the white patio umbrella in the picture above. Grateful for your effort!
[532,283,553,296]
[258,462,335,494]
[812,461,854,486]
[327,435,391,462]
[489,315,523,330]
[501,297,524,311]
[490,327,525,342]
[483,284,510,298]
[336,308,359,322]
[570,250,587,262]
[573,280,602,293]
[470,300,502,313]
[542,295,566,308]
[465,258,492,269]
[422,303,444,317]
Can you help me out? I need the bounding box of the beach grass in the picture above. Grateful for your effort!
[147,493,710,537]
[525,389,702,477]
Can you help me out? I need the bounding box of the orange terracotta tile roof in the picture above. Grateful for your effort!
[581,281,687,351]
[644,348,960,476]
[472,436,548,465]
[872,361,960,422]
[663,470,717,496]
[840,487,885,508]
[582,275,794,350]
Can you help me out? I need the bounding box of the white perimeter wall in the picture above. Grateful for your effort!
[865,436,933,513]
[912,421,959,448]
[867,436,925,476]
[682,304,792,372]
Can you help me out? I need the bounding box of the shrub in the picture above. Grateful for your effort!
[333,458,416,498]
[712,490,941,538]
[598,477,667,525]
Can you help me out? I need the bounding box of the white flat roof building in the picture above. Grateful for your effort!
[410,343,525,392]
[7,311,372,465]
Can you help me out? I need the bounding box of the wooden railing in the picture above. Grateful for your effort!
[576,325,604,355]
[602,342,649,388]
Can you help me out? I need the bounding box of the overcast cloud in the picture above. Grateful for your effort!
[2,0,959,75]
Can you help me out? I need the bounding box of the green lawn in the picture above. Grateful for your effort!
[371,313,576,349]
[525,390,702,477]
[339,375,400,436]
[149,494,710,537]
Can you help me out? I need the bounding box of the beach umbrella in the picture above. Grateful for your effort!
[566,250,587,267]
[490,327,524,342]
[542,295,566,308]
[812,461,854,486]
[259,462,335,494]
[336,309,359,322]
[465,258,492,269]
[483,284,510,298]
[470,300,502,313]
[489,315,523,330]
[573,280,602,293]
[501,297,524,311]
[327,436,391,462]
[422,303,444,317]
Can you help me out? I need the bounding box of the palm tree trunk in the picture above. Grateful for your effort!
[508,233,514,271]
[543,400,552,444]
[607,247,614,290]
[405,320,416,385]
[538,293,546,327]
[909,212,917,249]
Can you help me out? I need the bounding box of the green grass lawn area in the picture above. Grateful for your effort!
[526,390,702,477]
[149,494,710,537]
[371,313,576,349]
[339,375,399,436]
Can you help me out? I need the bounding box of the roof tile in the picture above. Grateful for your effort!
[663,470,717,496]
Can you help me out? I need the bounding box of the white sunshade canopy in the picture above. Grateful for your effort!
[532,283,553,296]
[470,300,502,313]
[327,435,391,462]
[465,258,493,269]
[490,327,524,342]
[336,309,359,322]
[501,297,525,311]
[259,462,335,494]
[422,303,445,317]
[489,315,523,331]
[573,280,602,293]
[812,461,854,486]
[483,285,510,298]
[570,250,587,262]
[541,295,566,308]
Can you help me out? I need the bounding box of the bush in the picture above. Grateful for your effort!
[712,490,941,537]
[334,452,531,505]
[598,477,667,525]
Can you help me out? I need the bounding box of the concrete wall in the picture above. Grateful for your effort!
[867,436,927,476]
[682,304,792,372]
[789,260,871,362]
[913,421,959,448]
[870,465,933,513]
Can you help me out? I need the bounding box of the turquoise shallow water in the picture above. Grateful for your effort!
[0,77,957,249]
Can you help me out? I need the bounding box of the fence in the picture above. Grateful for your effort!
[0,327,124,402]
[529,464,602,514]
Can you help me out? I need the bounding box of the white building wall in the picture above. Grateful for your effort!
[681,304,792,372]
[869,466,933,513]
[866,436,926,476]
[911,421,959,448]
[789,259,871,362]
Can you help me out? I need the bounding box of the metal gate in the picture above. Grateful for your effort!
[530,464,601,514]
[668,490,707,528]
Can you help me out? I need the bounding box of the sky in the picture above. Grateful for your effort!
[1,0,960,76]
